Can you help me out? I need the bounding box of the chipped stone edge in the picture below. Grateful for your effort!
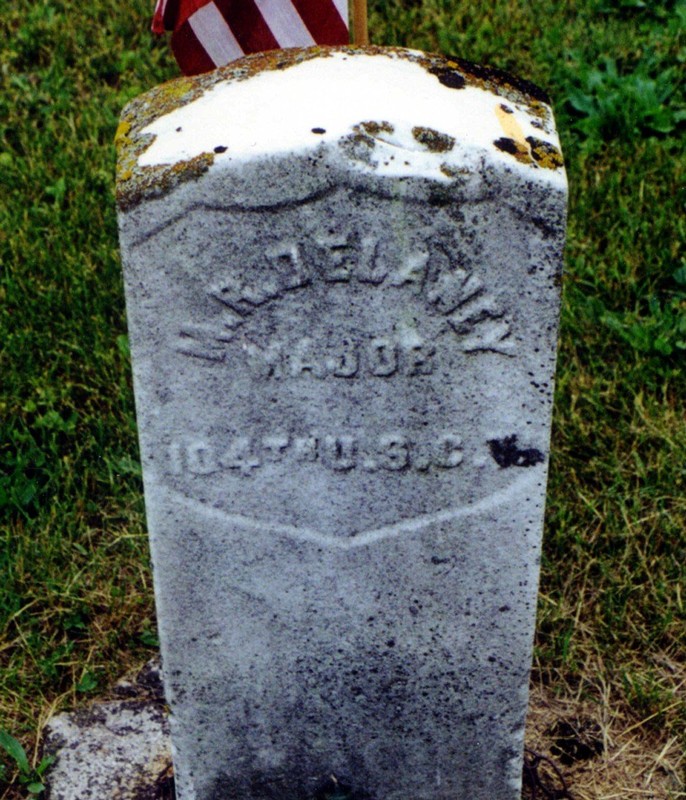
[115,45,562,212]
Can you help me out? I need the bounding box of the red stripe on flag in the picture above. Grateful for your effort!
[213,0,280,54]
[155,0,350,75]
[154,0,211,32]
[171,19,217,75]
[162,0,182,31]
[290,0,349,44]
[152,0,171,33]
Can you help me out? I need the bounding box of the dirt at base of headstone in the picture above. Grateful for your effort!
[41,661,683,800]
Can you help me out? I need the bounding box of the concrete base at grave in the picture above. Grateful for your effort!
[42,661,173,800]
[117,46,567,800]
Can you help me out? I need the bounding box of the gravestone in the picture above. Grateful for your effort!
[116,46,566,800]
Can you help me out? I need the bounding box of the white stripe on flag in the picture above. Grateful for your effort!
[253,0,316,47]
[188,2,244,66]
[331,0,348,26]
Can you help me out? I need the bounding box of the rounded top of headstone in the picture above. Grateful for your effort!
[116,46,565,210]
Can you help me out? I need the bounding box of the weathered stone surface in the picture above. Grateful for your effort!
[43,661,172,800]
[117,46,566,800]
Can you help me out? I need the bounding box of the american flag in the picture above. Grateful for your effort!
[153,0,350,75]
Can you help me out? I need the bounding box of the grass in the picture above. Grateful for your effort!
[0,0,685,797]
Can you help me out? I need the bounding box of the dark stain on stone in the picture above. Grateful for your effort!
[210,772,375,800]
[132,764,174,800]
[493,137,533,165]
[134,659,166,701]
[313,775,375,800]
[430,68,466,89]
[500,103,514,114]
[427,187,454,207]
[494,136,519,155]
[431,57,550,103]
[155,771,176,800]
[213,145,227,153]
[311,127,326,134]
[488,435,544,468]
[412,126,455,153]
[451,57,551,103]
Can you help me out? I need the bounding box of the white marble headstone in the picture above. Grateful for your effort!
[117,46,566,800]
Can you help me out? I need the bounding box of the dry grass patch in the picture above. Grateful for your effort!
[526,665,686,800]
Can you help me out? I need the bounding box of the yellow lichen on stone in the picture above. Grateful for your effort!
[359,121,395,136]
[116,45,560,211]
[440,163,469,179]
[156,77,196,102]
[527,100,552,126]
[115,72,214,210]
[492,104,562,171]
[511,143,534,165]
[412,126,455,153]
[116,151,214,210]
[114,120,131,147]
[526,137,564,170]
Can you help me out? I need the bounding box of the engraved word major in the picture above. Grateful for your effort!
[175,231,516,362]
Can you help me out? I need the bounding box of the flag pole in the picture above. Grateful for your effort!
[352,0,369,45]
